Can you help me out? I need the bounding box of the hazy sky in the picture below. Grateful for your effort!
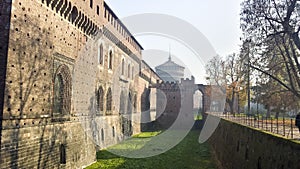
[105,0,243,84]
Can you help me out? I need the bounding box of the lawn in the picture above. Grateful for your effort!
[85,131,217,169]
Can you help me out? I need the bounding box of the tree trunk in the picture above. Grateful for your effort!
[266,106,271,118]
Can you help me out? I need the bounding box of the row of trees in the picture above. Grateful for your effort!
[206,0,300,117]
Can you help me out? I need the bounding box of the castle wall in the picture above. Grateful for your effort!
[0,0,159,168]
[154,77,216,129]
[0,0,13,156]
[154,78,197,129]
[210,118,300,169]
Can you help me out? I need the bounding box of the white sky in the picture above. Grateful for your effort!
[105,0,243,84]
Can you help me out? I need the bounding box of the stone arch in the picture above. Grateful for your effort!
[193,90,203,119]
[195,87,205,111]
[195,84,210,115]
[140,87,151,132]
[53,64,72,115]
[141,88,150,113]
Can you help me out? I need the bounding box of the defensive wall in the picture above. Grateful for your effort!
[0,0,160,168]
[209,117,300,169]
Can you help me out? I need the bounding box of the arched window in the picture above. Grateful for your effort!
[96,5,100,15]
[121,59,125,75]
[127,64,130,78]
[96,87,104,114]
[54,74,64,113]
[98,44,103,64]
[106,88,112,111]
[54,65,71,115]
[108,51,113,69]
[90,0,93,8]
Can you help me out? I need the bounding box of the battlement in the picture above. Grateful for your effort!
[38,0,142,57]
[180,76,195,83]
[154,76,198,92]
[42,0,101,36]
[154,81,180,91]
[103,2,143,56]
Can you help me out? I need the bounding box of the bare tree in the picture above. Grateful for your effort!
[205,55,226,88]
[241,0,300,98]
[206,54,247,115]
[224,54,247,115]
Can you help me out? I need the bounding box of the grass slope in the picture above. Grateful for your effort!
[86,131,217,169]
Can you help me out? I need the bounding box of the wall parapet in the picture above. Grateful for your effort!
[209,118,300,169]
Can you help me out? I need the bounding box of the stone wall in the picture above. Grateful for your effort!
[1,121,96,168]
[0,0,12,156]
[209,118,300,169]
[0,0,160,168]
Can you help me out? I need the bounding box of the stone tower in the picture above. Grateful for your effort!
[155,55,185,82]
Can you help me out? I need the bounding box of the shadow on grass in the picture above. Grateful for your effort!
[87,130,217,169]
[96,150,120,160]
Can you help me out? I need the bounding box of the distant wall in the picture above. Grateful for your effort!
[209,119,300,169]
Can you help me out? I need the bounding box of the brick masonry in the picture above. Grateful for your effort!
[154,77,214,129]
[209,118,300,169]
[0,0,218,168]
[0,0,160,168]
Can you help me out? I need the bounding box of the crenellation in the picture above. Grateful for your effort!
[103,2,142,57]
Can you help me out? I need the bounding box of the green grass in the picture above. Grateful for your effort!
[132,131,161,138]
[85,131,217,169]
[194,112,203,120]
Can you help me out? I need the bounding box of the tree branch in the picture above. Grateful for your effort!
[249,64,300,98]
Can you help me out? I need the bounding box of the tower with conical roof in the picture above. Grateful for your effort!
[155,49,185,82]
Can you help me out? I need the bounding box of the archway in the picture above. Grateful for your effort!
[193,90,203,120]
[53,64,72,115]
[140,87,151,131]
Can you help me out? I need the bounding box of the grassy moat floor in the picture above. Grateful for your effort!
[85,130,217,169]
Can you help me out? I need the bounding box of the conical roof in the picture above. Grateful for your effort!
[156,57,185,69]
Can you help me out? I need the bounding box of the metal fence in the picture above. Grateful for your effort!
[209,112,300,140]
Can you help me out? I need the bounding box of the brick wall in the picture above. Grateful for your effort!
[0,0,12,158]
[0,0,159,168]
[209,118,300,169]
